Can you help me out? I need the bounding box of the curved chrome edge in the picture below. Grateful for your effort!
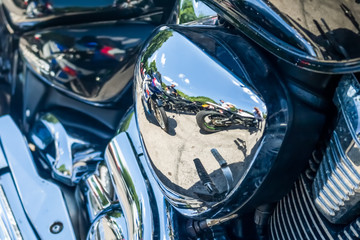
[0,115,76,239]
[30,113,103,186]
[111,109,178,239]
[77,163,116,223]
[87,209,129,240]
[105,133,154,240]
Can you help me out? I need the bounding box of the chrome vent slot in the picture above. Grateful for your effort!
[312,74,360,224]
[270,175,336,240]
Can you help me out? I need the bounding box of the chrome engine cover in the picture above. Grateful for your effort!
[134,25,290,219]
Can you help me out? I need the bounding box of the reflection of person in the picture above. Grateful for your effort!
[220,100,235,110]
[253,107,263,128]
[166,84,178,97]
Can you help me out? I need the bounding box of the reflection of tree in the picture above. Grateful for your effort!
[142,30,173,72]
[184,95,216,104]
[110,211,123,218]
[115,151,142,239]
[43,113,60,123]
[118,112,134,133]
[179,0,197,23]
[149,60,158,74]
[170,87,217,104]
[57,164,70,176]
[91,181,110,206]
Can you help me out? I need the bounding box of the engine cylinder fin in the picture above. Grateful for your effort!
[270,175,336,240]
[338,218,360,239]
[312,75,360,224]
[320,151,349,201]
[332,133,360,184]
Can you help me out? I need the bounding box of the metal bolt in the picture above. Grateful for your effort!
[50,222,63,234]
[25,109,31,117]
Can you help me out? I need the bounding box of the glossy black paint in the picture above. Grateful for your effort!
[2,0,174,31]
[203,0,360,73]
[19,21,156,104]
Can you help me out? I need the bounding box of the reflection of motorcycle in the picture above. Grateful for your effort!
[196,103,258,133]
[142,74,169,132]
[163,92,202,114]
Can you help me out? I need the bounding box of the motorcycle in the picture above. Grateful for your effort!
[196,102,260,133]
[0,0,359,240]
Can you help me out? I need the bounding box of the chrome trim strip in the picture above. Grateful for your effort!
[124,109,181,239]
[0,141,8,169]
[138,156,177,239]
[0,173,37,239]
[0,184,22,240]
[0,115,76,239]
[105,133,154,240]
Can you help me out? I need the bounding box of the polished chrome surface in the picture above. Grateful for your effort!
[1,174,33,239]
[30,113,102,186]
[19,21,155,105]
[77,162,116,222]
[0,141,8,169]
[105,133,154,240]
[0,115,76,239]
[134,25,288,218]
[119,109,179,239]
[167,0,217,25]
[87,210,128,240]
[0,185,22,240]
[270,175,335,240]
[0,171,37,239]
[204,0,360,73]
[313,74,360,224]
[0,147,37,238]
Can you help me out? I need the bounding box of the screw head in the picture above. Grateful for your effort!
[50,222,63,234]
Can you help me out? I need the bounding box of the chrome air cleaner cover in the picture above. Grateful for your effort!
[134,25,289,218]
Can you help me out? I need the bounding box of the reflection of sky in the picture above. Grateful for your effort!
[149,31,267,113]
[193,0,217,18]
